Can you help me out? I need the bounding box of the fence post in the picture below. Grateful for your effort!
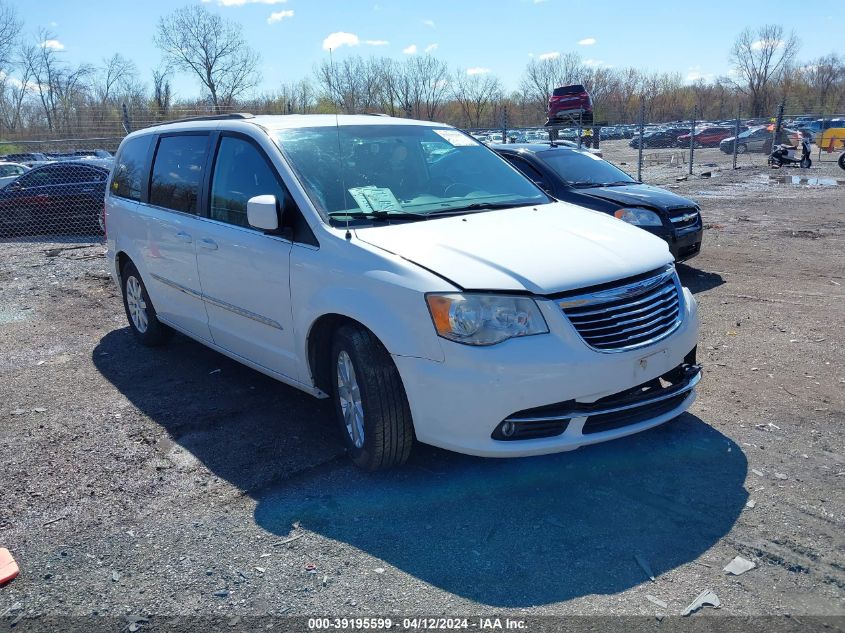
[502,104,508,144]
[121,103,132,135]
[637,98,645,181]
[772,99,785,156]
[577,111,583,149]
[688,105,696,176]
[733,105,741,170]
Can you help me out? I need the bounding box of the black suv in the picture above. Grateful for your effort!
[493,143,703,262]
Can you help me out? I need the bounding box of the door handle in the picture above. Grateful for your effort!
[175,231,192,243]
[198,238,218,250]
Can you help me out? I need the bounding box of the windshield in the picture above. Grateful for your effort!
[274,125,548,224]
[539,150,636,187]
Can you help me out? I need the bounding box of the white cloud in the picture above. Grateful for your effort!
[578,37,596,46]
[584,58,612,68]
[467,67,491,75]
[40,39,64,51]
[205,0,288,5]
[423,19,435,28]
[685,66,714,83]
[751,38,784,51]
[403,44,417,54]
[538,51,559,60]
[267,9,293,24]
[365,39,389,46]
[322,32,360,51]
[424,43,438,53]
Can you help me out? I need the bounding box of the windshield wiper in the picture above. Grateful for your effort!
[433,201,534,215]
[328,209,428,222]
[568,181,605,188]
[601,181,637,187]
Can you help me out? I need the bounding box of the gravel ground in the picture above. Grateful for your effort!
[0,164,843,626]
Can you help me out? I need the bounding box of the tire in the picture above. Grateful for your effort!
[839,153,845,171]
[736,143,747,155]
[330,324,414,471]
[800,157,811,168]
[121,261,172,347]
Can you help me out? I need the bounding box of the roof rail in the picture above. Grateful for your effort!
[155,113,256,126]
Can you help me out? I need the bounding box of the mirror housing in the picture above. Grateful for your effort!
[247,195,280,232]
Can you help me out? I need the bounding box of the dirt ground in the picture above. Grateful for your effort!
[1,162,843,627]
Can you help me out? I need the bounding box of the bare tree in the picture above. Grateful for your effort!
[154,5,260,113]
[0,0,20,71]
[405,55,449,120]
[731,24,799,116]
[451,70,501,127]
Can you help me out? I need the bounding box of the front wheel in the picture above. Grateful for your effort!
[800,157,812,168]
[330,325,414,471]
[736,143,747,154]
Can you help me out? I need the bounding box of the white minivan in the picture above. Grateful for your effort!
[105,114,700,470]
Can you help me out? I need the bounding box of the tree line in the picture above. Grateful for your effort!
[0,3,843,142]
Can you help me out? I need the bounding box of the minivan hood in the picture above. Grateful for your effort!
[354,201,672,294]
[578,183,697,211]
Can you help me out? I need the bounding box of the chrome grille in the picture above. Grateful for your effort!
[558,267,683,352]
[667,207,700,229]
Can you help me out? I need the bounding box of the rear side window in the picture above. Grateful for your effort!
[149,135,209,214]
[112,135,152,201]
[210,136,287,228]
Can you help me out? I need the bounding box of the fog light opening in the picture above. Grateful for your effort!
[501,421,517,438]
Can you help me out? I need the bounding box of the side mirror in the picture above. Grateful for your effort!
[247,195,280,231]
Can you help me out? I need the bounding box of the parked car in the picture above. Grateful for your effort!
[546,84,593,125]
[493,143,703,262]
[1,152,49,167]
[719,126,802,154]
[794,118,845,143]
[105,113,700,470]
[629,128,688,149]
[676,127,734,148]
[0,162,30,188]
[0,162,109,237]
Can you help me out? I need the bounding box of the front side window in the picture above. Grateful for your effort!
[149,135,208,214]
[210,136,288,228]
[275,125,548,225]
[112,135,152,201]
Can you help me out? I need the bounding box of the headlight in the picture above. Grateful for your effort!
[426,293,549,346]
[614,207,663,226]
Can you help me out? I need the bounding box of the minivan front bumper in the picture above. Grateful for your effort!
[393,287,700,457]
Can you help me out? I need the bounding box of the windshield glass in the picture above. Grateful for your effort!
[539,150,636,186]
[274,125,548,223]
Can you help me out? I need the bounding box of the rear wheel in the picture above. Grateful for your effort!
[330,324,414,471]
[121,261,171,346]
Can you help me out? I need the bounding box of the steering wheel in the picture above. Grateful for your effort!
[444,182,473,197]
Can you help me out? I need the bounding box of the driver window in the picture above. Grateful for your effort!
[210,136,288,228]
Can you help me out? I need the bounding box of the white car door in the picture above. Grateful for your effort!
[194,133,299,378]
[137,133,212,341]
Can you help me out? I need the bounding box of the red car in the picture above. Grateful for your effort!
[676,127,733,148]
[546,84,593,125]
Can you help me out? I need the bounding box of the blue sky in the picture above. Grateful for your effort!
[11,0,842,98]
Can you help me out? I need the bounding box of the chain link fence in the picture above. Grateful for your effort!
[1,103,843,243]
